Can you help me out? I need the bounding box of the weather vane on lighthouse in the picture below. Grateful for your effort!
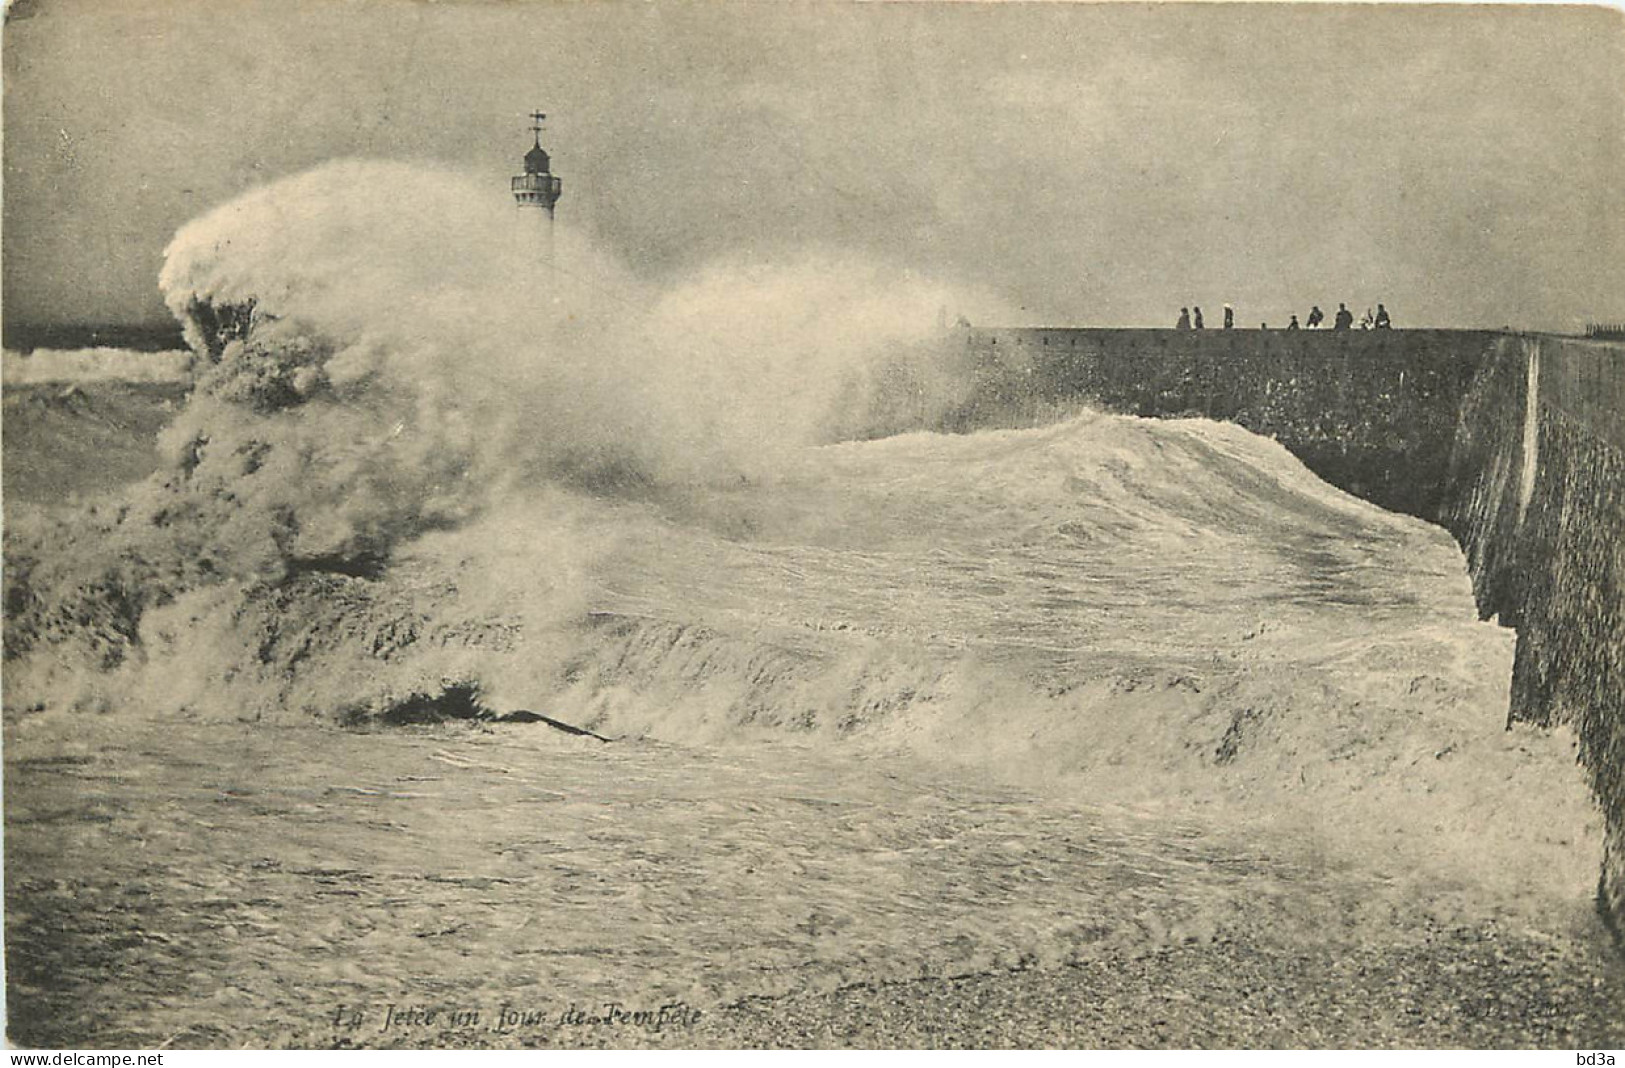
[512,109,563,262]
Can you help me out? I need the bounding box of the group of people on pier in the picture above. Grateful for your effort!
[1177,303,1392,331]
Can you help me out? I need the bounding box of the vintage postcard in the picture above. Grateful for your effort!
[4,0,1623,1052]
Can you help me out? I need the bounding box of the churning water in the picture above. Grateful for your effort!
[3,161,1614,1047]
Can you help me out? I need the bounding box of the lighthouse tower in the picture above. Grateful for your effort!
[511,110,563,263]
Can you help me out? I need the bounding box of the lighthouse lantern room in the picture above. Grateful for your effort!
[512,110,562,260]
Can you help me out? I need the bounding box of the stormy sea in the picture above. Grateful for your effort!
[4,161,1623,1048]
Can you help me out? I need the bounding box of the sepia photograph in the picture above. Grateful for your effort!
[3,0,1623,1051]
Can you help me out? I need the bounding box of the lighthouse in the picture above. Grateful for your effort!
[511,110,563,263]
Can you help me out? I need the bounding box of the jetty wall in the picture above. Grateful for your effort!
[1442,334,1625,936]
[935,326,1625,936]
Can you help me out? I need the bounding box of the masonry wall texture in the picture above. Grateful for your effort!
[936,327,1625,940]
[1443,335,1625,939]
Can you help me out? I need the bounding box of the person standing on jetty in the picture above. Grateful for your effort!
[1223,304,1234,329]
[1287,314,1301,330]
[1334,303,1354,331]
[1177,307,1192,330]
[1307,305,1324,329]
[1375,304,1392,329]
[1193,306,1205,329]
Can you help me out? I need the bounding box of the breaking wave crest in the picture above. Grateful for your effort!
[2,347,192,386]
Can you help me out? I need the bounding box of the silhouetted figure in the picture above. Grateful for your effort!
[1307,305,1324,329]
[1360,308,1375,330]
[1287,314,1300,331]
[1176,307,1192,330]
[1223,304,1234,330]
[1333,303,1354,331]
[1193,306,1205,330]
[1375,304,1391,329]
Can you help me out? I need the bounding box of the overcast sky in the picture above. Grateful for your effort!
[4,0,1622,331]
